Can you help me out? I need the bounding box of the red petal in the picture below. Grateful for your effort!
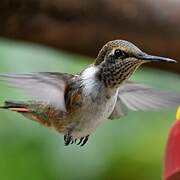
[164,120,180,180]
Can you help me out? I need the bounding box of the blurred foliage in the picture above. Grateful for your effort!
[0,38,179,180]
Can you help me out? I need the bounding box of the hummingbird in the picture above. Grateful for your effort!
[0,40,179,146]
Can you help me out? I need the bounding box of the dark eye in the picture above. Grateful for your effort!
[114,49,128,59]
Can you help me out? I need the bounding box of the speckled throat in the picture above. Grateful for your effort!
[97,58,143,88]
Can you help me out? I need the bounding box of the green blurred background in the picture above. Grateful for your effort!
[0,38,179,180]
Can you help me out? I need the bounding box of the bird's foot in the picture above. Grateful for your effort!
[64,133,73,146]
[76,135,90,146]
[64,134,90,146]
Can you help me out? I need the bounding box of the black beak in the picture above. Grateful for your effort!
[137,54,177,63]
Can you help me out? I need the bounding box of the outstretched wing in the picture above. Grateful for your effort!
[109,81,180,120]
[0,72,74,111]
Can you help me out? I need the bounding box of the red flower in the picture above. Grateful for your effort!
[164,107,180,180]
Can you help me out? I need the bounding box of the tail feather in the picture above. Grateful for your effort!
[0,101,51,126]
[0,101,29,112]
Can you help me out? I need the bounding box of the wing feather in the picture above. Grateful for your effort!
[0,72,73,111]
[109,81,180,119]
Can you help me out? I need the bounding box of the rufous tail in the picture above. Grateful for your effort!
[0,101,51,127]
[0,101,29,112]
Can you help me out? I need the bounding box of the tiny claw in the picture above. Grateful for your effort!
[77,137,84,145]
[64,140,71,146]
[80,135,89,146]
[64,134,72,146]
[64,135,67,141]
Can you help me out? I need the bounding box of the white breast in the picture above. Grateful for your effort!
[72,67,118,138]
[81,65,99,96]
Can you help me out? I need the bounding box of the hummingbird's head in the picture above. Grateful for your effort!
[95,40,176,87]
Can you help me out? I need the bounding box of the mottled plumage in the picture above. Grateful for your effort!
[0,40,179,146]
